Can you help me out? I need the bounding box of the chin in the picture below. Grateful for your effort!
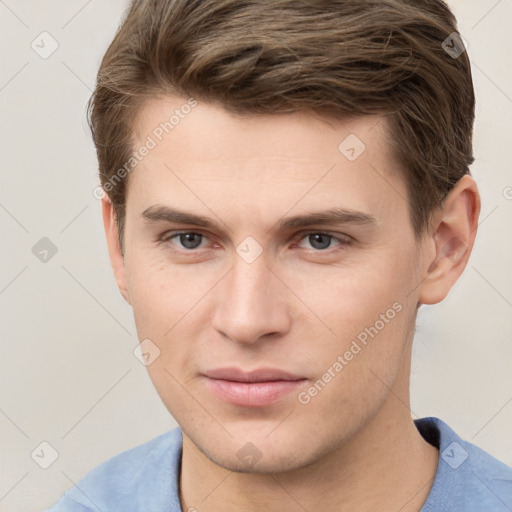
[187,423,323,475]
[208,445,310,475]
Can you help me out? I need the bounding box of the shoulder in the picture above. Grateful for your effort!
[46,427,183,512]
[417,417,512,511]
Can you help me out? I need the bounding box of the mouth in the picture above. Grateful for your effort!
[202,367,308,407]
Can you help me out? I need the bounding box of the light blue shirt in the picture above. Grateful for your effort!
[46,417,512,511]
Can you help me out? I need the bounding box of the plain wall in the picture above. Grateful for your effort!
[0,1,510,510]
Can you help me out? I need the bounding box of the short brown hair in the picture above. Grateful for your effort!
[88,0,475,251]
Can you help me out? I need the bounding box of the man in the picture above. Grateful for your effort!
[47,0,512,510]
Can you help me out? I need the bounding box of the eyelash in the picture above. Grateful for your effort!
[157,230,352,253]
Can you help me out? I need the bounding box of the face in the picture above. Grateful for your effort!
[109,95,436,473]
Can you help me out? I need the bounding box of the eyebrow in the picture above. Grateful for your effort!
[141,205,377,231]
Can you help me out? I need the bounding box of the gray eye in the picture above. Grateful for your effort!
[308,233,332,250]
[179,233,203,249]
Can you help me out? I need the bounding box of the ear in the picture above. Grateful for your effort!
[418,175,481,305]
[101,196,131,305]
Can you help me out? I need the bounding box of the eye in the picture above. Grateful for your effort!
[158,230,351,254]
[161,231,207,250]
[296,232,350,251]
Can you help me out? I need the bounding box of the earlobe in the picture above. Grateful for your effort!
[101,196,131,305]
[418,175,481,305]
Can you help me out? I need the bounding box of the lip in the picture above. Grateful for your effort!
[203,367,308,407]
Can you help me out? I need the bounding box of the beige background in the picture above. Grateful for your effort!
[0,1,511,510]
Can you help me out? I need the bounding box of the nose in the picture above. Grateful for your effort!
[211,253,292,345]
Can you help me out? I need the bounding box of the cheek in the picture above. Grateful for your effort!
[125,251,207,335]
[125,251,219,392]
[297,298,415,438]
[290,247,417,395]
[291,252,411,335]
[126,257,171,335]
[125,253,206,416]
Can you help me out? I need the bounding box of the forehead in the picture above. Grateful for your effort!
[127,95,409,232]
[133,96,394,163]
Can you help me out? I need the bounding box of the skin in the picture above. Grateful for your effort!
[102,95,480,511]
